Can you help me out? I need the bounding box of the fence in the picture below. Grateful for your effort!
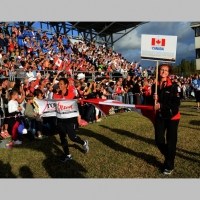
[0,69,152,82]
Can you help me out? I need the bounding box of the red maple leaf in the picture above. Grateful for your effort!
[156,39,161,44]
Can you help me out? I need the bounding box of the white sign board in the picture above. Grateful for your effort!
[141,34,177,62]
[34,99,79,119]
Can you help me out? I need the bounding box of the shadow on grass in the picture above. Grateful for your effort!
[78,128,163,170]
[19,166,33,178]
[0,160,16,178]
[18,135,87,178]
[177,148,200,157]
[179,125,200,131]
[175,152,200,163]
[189,120,200,126]
[180,112,198,116]
[98,125,200,164]
[99,125,155,146]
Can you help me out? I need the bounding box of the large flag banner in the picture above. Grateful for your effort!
[141,34,177,62]
[81,99,155,126]
[34,99,79,119]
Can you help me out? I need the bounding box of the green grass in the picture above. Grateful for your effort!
[0,100,200,178]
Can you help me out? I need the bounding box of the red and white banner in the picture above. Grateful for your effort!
[82,99,155,126]
[34,99,79,119]
[34,98,155,126]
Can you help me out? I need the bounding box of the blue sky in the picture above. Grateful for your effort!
[114,22,196,68]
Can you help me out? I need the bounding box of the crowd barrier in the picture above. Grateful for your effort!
[0,69,152,81]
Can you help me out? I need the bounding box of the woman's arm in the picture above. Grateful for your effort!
[17,87,25,104]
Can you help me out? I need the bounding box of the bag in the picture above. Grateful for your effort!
[18,120,28,135]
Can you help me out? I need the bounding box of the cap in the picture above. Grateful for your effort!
[77,73,85,80]
[19,66,23,69]
[68,77,74,81]
[28,77,36,82]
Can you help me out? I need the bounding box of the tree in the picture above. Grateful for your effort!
[190,59,196,73]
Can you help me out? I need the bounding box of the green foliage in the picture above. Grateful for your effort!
[173,59,197,76]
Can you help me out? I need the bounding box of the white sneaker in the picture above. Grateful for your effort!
[13,140,22,145]
[83,140,89,153]
[96,118,102,122]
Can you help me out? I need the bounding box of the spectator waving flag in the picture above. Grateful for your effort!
[82,99,155,127]
[54,57,63,70]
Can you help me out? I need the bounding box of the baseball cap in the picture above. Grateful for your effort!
[28,77,36,82]
[77,73,85,80]
[68,77,74,81]
[19,66,24,69]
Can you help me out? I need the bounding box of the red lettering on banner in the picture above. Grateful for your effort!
[57,102,73,110]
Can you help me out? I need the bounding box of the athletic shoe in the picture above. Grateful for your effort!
[13,140,22,145]
[96,118,102,122]
[38,135,48,139]
[61,154,72,162]
[163,169,173,175]
[83,140,89,153]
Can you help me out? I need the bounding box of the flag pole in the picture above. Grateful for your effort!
[155,60,159,105]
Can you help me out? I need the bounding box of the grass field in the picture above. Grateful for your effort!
[0,101,200,178]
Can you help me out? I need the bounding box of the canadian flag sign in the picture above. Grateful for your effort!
[151,38,165,46]
[141,34,177,62]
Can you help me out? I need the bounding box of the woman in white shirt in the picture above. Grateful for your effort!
[12,83,26,114]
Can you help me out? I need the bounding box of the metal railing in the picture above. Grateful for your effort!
[0,69,152,82]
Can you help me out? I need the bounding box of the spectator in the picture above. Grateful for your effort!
[3,23,10,36]
[0,34,6,52]
[8,90,22,145]
[191,73,200,109]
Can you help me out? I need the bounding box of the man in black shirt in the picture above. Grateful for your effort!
[0,34,6,51]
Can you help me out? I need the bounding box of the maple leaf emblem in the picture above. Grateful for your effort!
[156,40,161,44]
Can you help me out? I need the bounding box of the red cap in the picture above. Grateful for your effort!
[68,77,74,81]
